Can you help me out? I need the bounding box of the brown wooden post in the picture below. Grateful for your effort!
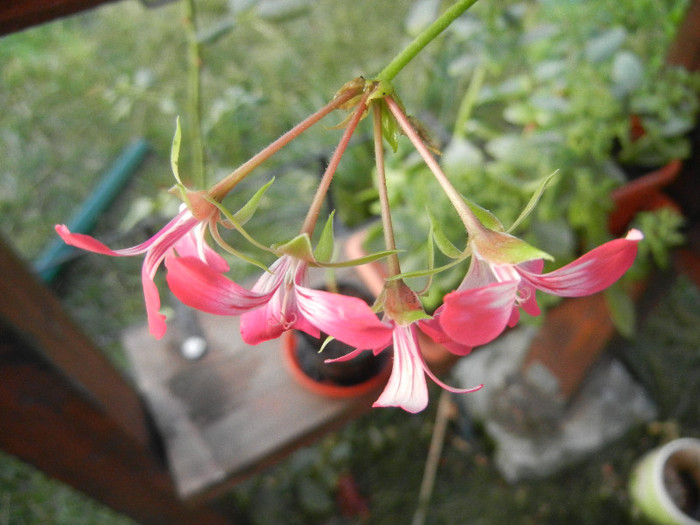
[667,0,700,71]
[0,236,233,525]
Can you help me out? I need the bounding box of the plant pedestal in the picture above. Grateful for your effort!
[121,265,384,504]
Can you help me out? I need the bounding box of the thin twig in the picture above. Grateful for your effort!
[412,389,453,525]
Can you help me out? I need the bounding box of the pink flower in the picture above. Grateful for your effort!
[56,205,226,339]
[439,229,644,348]
[165,253,393,349]
[328,283,482,413]
[372,322,482,413]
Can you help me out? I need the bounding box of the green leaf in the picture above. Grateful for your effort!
[605,284,636,338]
[508,170,558,233]
[428,212,463,258]
[170,116,183,185]
[612,51,644,95]
[314,211,335,263]
[233,177,274,226]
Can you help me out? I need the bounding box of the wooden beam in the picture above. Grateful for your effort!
[0,0,121,36]
[0,235,150,447]
[667,0,700,71]
[0,322,233,525]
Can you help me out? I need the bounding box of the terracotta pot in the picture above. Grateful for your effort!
[282,281,390,398]
[282,330,390,398]
[608,159,682,236]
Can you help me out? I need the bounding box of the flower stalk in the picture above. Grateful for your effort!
[183,0,205,188]
[384,96,484,236]
[300,87,372,236]
[208,85,363,202]
[372,102,402,278]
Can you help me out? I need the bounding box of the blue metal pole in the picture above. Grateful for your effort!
[34,138,150,282]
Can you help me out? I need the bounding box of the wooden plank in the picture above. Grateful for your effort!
[0,0,121,35]
[0,323,233,525]
[0,236,150,447]
[123,268,385,503]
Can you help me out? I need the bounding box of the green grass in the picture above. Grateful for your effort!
[1,0,699,523]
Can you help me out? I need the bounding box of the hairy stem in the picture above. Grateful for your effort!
[208,86,362,202]
[384,96,484,236]
[300,89,372,236]
[373,103,402,277]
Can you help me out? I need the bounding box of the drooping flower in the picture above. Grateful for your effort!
[439,229,644,348]
[166,252,393,349]
[56,202,224,339]
[329,281,482,413]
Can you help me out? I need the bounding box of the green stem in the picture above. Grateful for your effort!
[372,103,401,277]
[452,62,485,139]
[300,89,372,236]
[376,0,480,82]
[384,96,484,236]
[184,0,205,187]
[208,86,361,202]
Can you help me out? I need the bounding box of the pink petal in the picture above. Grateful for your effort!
[173,228,230,274]
[295,286,393,351]
[517,229,643,297]
[240,302,286,345]
[165,256,271,315]
[457,254,498,291]
[373,325,430,413]
[55,224,147,256]
[418,311,473,356]
[142,269,167,339]
[440,281,519,347]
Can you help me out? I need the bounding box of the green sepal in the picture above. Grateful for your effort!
[386,252,469,281]
[316,249,400,269]
[391,307,431,325]
[477,232,553,265]
[428,211,463,258]
[318,335,335,354]
[508,170,559,233]
[208,221,270,273]
[380,100,401,152]
[464,198,505,232]
[274,233,316,262]
[314,211,336,263]
[233,178,275,226]
[169,182,190,207]
[206,197,277,255]
[170,116,184,186]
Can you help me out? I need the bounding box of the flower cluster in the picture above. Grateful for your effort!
[56,79,642,413]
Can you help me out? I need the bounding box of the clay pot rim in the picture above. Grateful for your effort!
[281,330,391,399]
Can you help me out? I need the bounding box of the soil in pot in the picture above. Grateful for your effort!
[664,447,700,521]
[284,281,390,395]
